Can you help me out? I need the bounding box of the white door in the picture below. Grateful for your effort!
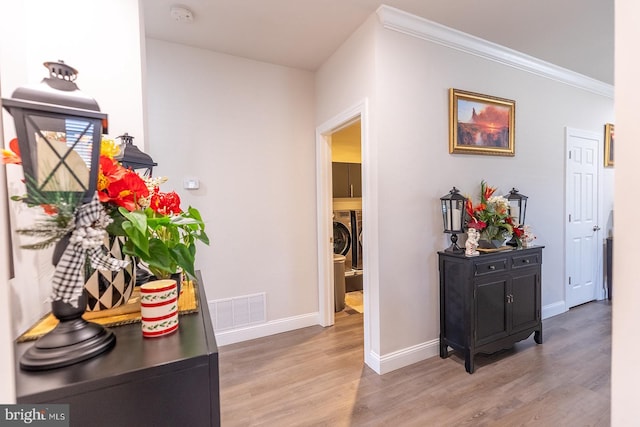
[565,128,601,308]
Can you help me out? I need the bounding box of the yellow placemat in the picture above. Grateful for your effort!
[17,280,199,343]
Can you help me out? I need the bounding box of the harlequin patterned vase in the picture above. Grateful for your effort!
[84,235,136,311]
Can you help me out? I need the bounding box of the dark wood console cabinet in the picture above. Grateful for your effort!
[14,271,220,427]
[438,246,543,373]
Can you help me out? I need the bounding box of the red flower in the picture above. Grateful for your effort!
[100,169,149,211]
[150,191,182,215]
[2,138,22,165]
[465,199,474,218]
[41,204,58,215]
[467,219,487,231]
[513,226,524,237]
[480,180,496,203]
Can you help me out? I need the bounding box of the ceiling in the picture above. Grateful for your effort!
[142,0,614,85]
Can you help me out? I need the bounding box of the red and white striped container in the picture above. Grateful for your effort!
[140,279,179,338]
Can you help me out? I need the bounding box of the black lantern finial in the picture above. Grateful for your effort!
[440,187,467,253]
[116,133,157,177]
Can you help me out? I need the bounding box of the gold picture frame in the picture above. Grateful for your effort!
[604,123,614,167]
[449,88,515,156]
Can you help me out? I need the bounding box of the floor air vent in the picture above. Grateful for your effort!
[210,293,266,331]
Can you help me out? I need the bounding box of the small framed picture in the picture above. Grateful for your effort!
[604,123,614,167]
[449,89,515,156]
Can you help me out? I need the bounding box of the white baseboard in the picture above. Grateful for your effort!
[214,311,319,347]
[368,339,440,375]
[542,301,567,319]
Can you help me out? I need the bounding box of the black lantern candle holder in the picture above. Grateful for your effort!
[2,61,115,371]
[115,132,157,177]
[507,187,528,247]
[440,187,467,253]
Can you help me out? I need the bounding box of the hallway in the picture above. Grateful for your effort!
[219,301,610,426]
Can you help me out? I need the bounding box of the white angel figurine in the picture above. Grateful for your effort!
[465,227,480,256]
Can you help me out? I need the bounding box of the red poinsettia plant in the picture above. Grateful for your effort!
[465,180,522,245]
[98,139,209,280]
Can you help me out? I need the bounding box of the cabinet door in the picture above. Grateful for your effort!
[349,163,362,197]
[475,276,509,346]
[332,163,350,198]
[510,269,540,333]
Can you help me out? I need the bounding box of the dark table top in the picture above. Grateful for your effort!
[15,271,218,403]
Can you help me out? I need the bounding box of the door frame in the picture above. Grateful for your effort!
[564,127,605,309]
[316,99,379,372]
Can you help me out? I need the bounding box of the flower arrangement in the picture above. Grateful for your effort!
[3,137,209,281]
[465,180,522,246]
[98,138,209,280]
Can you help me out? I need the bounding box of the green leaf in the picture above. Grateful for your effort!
[119,207,148,234]
[145,238,175,275]
[170,243,196,278]
[122,221,150,256]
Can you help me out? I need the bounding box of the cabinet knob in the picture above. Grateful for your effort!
[523,259,530,264]
[489,265,496,270]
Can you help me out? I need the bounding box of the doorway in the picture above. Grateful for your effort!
[331,120,363,315]
[316,99,379,372]
[565,127,603,308]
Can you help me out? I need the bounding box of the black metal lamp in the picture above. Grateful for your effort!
[506,188,528,247]
[2,61,107,205]
[2,61,115,371]
[507,188,528,226]
[115,132,157,177]
[440,187,467,253]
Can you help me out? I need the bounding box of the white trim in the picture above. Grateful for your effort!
[316,99,377,372]
[376,5,613,99]
[542,301,567,319]
[375,339,440,375]
[214,312,319,347]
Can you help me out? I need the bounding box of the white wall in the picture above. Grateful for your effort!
[375,25,613,355]
[0,0,146,337]
[611,0,640,423]
[144,40,318,325]
[0,89,16,403]
[318,9,614,362]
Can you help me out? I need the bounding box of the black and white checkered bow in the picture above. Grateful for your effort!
[51,194,130,307]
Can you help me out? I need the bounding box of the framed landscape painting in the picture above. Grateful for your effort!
[449,89,515,156]
[604,123,614,167]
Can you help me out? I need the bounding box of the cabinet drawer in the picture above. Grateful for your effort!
[511,253,540,269]
[473,258,507,276]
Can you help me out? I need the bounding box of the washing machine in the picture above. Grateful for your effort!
[350,210,363,270]
[333,210,353,268]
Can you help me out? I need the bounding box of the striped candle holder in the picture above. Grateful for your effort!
[140,279,179,338]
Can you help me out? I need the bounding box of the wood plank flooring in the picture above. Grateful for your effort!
[219,301,610,426]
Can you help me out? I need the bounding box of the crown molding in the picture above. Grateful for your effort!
[376,5,613,99]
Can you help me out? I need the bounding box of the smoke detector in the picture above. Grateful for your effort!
[170,6,194,23]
